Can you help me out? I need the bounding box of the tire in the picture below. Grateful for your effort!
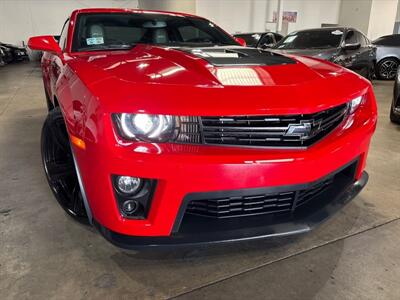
[41,107,88,223]
[367,65,375,81]
[376,58,399,80]
[390,101,400,124]
[43,84,54,111]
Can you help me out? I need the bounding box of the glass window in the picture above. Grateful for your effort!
[274,29,343,49]
[344,30,358,44]
[72,13,238,52]
[373,35,400,46]
[274,33,283,43]
[59,19,69,50]
[258,33,274,46]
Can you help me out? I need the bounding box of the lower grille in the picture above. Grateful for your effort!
[186,167,349,219]
[186,191,295,218]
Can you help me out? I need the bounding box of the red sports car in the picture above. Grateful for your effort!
[28,8,377,248]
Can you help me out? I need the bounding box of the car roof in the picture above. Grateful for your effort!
[376,34,400,39]
[234,32,278,36]
[71,8,199,18]
[292,27,350,33]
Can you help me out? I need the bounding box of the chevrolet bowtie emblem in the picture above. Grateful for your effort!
[285,120,322,139]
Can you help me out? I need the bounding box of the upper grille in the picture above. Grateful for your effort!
[200,104,348,147]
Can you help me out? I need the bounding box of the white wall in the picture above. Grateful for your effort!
[196,0,341,35]
[338,0,372,34]
[281,0,341,33]
[0,0,138,46]
[196,0,267,34]
[138,0,195,14]
[368,0,398,39]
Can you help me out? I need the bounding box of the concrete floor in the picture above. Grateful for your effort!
[0,62,399,300]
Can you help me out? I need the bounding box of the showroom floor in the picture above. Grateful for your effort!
[0,62,399,300]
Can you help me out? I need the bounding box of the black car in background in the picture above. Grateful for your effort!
[233,32,283,48]
[0,42,29,62]
[0,47,5,66]
[0,45,14,65]
[272,27,376,79]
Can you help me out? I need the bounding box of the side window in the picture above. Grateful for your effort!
[59,19,69,50]
[344,30,358,44]
[177,25,213,42]
[274,34,283,43]
[358,32,367,46]
[385,36,400,46]
[259,33,274,45]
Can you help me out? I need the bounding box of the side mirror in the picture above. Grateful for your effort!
[234,37,247,47]
[342,42,361,51]
[28,35,62,54]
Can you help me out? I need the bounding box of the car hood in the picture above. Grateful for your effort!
[272,48,339,61]
[66,45,369,115]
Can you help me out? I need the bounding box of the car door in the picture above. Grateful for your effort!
[342,29,363,74]
[355,31,373,77]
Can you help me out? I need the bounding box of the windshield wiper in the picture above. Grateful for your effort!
[78,43,136,52]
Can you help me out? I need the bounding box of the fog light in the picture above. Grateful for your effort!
[122,200,139,214]
[116,176,141,195]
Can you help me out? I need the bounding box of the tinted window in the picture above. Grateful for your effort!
[233,33,261,47]
[72,13,238,52]
[275,29,343,49]
[344,30,365,45]
[345,30,357,44]
[258,33,274,46]
[177,25,213,43]
[373,35,400,46]
[59,19,69,50]
[274,33,283,42]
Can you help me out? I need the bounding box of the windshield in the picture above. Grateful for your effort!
[274,29,343,49]
[72,13,238,52]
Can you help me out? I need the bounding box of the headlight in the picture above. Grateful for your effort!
[348,95,366,114]
[113,113,178,142]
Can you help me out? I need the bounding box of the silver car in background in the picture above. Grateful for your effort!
[373,34,400,80]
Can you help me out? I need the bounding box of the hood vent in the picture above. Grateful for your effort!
[178,46,296,67]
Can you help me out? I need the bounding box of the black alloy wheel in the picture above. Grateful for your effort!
[41,107,88,223]
[377,58,399,80]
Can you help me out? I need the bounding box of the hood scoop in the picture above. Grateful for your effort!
[179,46,296,67]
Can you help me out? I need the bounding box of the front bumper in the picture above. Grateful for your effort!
[94,170,368,248]
[71,94,376,246]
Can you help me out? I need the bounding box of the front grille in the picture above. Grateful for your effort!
[200,104,348,147]
[186,175,336,219]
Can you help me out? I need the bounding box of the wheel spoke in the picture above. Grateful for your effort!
[49,119,70,152]
[45,160,75,181]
